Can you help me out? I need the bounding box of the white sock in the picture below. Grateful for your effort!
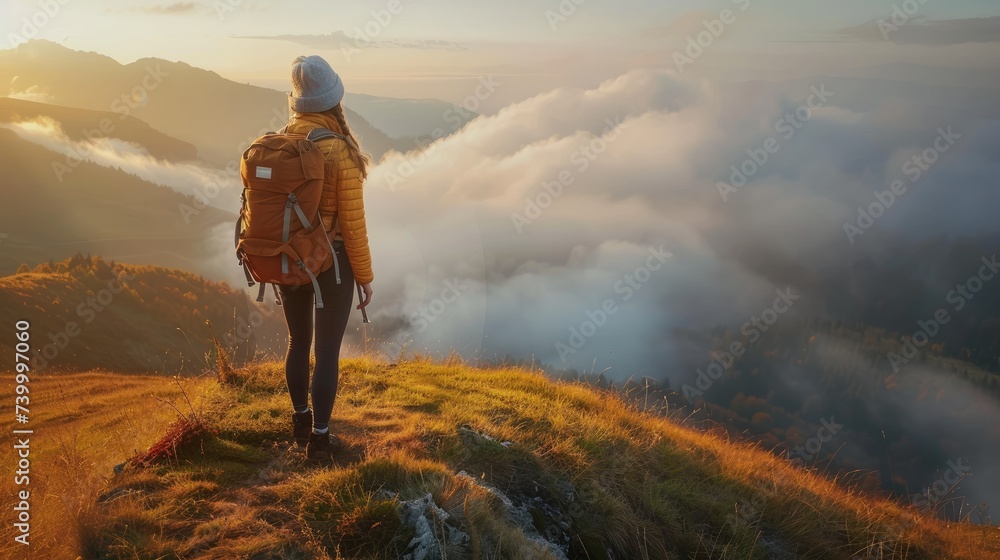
[312,427,329,435]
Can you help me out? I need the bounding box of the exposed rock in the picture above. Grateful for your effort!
[453,424,582,558]
[457,470,571,560]
[759,534,797,560]
[551,480,575,503]
[457,424,507,453]
[96,486,143,503]
[398,492,470,560]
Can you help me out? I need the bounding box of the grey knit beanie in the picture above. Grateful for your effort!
[289,55,345,113]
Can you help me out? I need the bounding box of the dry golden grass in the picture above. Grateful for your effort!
[0,372,210,559]
[4,357,998,559]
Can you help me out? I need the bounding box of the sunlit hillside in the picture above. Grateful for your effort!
[0,372,205,560]
[0,255,283,374]
[7,356,996,559]
[0,131,233,275]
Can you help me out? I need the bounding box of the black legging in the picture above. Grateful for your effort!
[278,242,354,431]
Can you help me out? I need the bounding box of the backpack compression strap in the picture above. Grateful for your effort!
[282,193,342,286]
[235,190,256,287]
[256,283,281,306]
[240,243,328,309]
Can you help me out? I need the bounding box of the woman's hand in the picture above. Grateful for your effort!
[357,282,373,310]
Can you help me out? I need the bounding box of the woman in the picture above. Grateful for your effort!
[279,55,374,463]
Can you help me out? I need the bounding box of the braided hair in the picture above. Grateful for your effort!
[324,104,371,179]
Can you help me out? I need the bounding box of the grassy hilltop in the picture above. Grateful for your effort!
[2,356,997,559]
[0,255,284,374]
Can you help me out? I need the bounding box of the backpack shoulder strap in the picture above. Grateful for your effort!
[307,127,344,241]
[307,127,346,143]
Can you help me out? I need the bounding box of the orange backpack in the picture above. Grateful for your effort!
[235,127,343,308]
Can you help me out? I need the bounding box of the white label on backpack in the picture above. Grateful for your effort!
[255,166,272,180]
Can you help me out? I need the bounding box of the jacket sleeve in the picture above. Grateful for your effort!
[332,145,374,284]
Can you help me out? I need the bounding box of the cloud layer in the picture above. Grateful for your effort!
[1,116,239,214]
[359,67,999,380]
[6,67,998,385]
[353,67,1000,509]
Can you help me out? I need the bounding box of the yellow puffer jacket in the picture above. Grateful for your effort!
[285,112,374,284]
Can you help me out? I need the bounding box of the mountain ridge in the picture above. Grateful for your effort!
[0,254,285,374]
[0,40,407,164]
[1,40,470,163]
[0,96,198,161]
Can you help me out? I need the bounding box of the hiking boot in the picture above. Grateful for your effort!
[306,431,344,463]
[292,410,312,447]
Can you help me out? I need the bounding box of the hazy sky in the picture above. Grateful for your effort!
[4,0,1000,110]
